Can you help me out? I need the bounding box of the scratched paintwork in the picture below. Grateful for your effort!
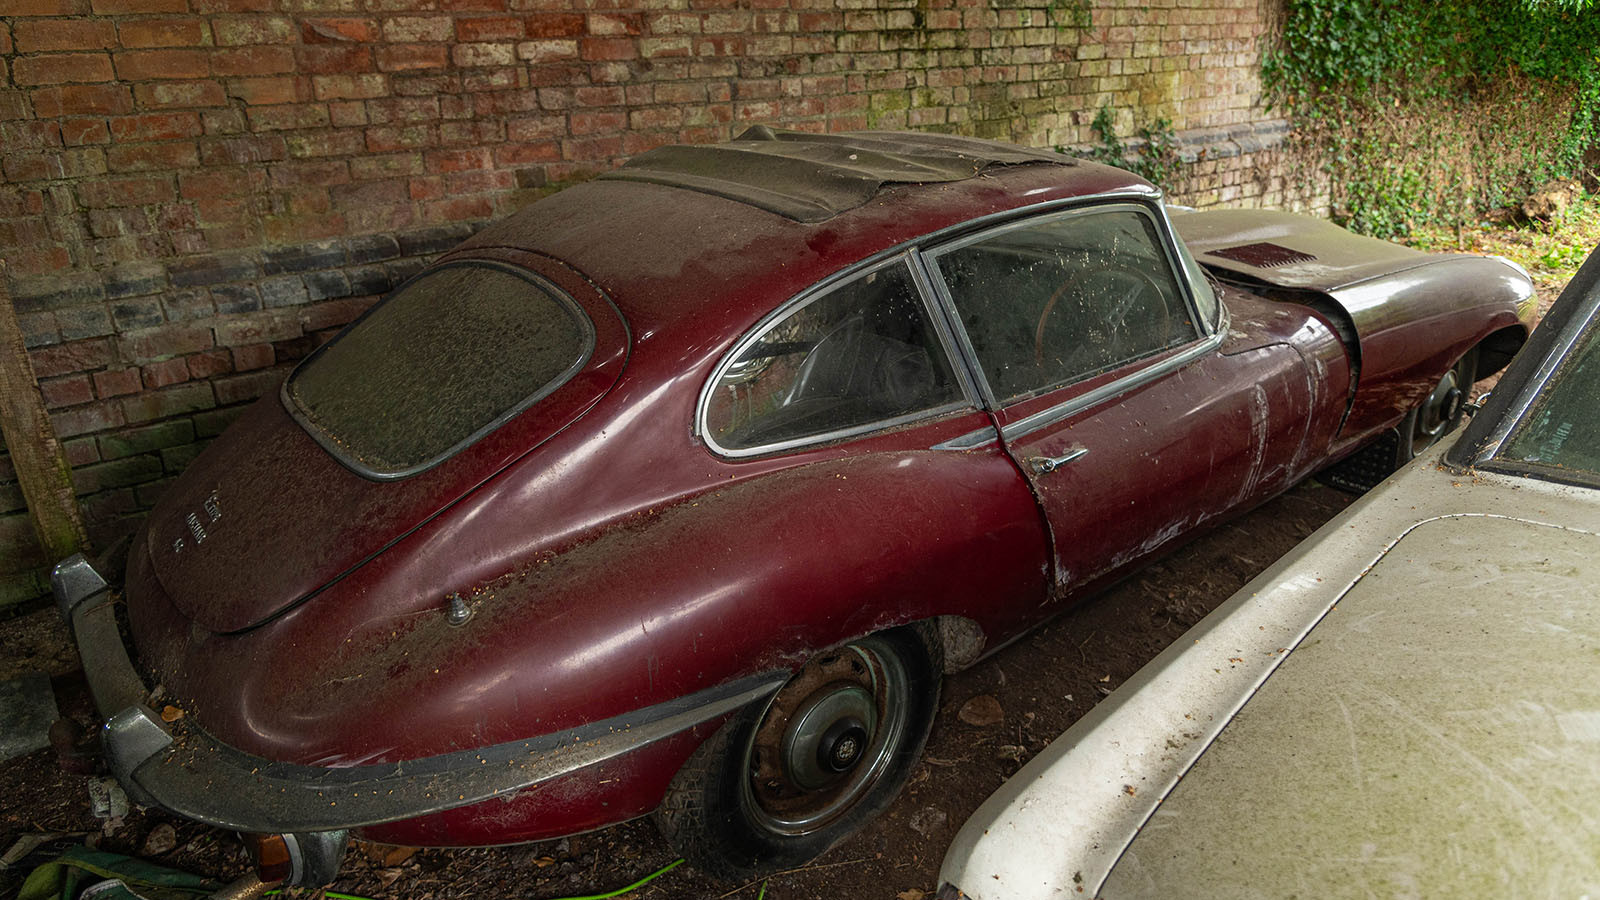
[1106,514,1600,899]
[115,134,1536,850]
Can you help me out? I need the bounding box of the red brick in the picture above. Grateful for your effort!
[312,74,387,100]
[382,16,454,42]
[197,133,286,165]
[0,188,47,218]
[6,0,88,14]
[246,103,329,131]
[14,53,114,85]
[457,16,524,41]
[92,367,142,398]
[212,16,295,46]
[60,118,111,146]
[30,338,114,378]
[225,76,302,105]
[141,357,191,388]
[30,84,133,117]
[268,159,348,187]
[12,19,115,52]
[229,343,274,371]
[327,100,366,127]
[77,175,176,208]
[424,147,490,172]
[570,109,626,134]
[579,37,636,61]
[365,125,429,152]
[527,13,585,38]
[118,323,215,363]
[425,195,493,221]
[51,401,126,438]
[301,18,380,44]
[186,349,233,379]
[109,111,202,142]
[376,44,449,71]
[209,46,295,76]
[214,312,300,347]
[40,374,95,409]
[179,168,254,199]
[294,46,372,75]
[114,49,209,81]
[106,141,200,172]
[285,129,365,158]
[192,0,272,10]
[118,19,210,48]
[92,0,186,10]
[133,80,227,109]
[588,12,643,35]
[441,0,505,10]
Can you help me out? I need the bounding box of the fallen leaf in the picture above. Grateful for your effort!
[958,695,1003,727]
[160,705,185,723]
[898,890,926,900]
[142,823,177,855]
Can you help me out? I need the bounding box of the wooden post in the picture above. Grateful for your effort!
[0,259,89,566]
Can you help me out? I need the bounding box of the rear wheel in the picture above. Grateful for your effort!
[655,626,941,881]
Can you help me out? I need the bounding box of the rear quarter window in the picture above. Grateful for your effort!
[285,262,594,479]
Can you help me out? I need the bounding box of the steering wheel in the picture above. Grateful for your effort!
[1033,264,1174,373]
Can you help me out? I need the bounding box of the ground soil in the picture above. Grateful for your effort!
[0,480,1356,900]
[0,269,1569,900]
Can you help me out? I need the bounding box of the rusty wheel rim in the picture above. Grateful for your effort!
[740,638,910,835]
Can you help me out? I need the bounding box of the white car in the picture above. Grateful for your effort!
[939,248,1600,899]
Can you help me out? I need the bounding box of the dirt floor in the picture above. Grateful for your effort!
[0,480,1355,900]
[0,248,1576,900]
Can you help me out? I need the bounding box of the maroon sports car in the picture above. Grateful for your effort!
[54,128,1535,887]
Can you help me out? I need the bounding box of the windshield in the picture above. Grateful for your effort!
[285,262,594,479]
[1494,319,1600,485]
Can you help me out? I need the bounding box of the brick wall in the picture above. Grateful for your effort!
[0,0,1317,606]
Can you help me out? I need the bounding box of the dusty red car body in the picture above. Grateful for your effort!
[64,131,1534,871]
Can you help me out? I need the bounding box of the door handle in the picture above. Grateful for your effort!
[1027,447,1088,475]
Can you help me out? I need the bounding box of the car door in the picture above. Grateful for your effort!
[923,202,1313,600]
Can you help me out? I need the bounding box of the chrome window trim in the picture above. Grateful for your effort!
[920,198,1219,418]
[282,260,596,482]
[1475,281,1600,464]
[694,188,1187,460]
[697,251,975,459]
[932,425,1001,451]
[1002,314,1229,443]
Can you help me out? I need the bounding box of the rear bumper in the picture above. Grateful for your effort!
[54,553,782,834]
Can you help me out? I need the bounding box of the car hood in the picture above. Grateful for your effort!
[1171,207,1464,291]
[1100,512,1600,897]
[142,252,628,634]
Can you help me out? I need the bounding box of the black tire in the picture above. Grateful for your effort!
[1394,348,1477,464]
[655,625,942,882]
[1318,349,1479,493]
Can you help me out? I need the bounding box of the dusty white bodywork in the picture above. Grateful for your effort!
[939,440,1600,899]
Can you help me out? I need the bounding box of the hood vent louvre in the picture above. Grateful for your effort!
[1206,242,1318,269]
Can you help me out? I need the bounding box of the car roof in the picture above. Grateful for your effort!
[597,126,1077,223]
[453,131,1154,349]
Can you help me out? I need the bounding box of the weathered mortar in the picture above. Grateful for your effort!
[0,0,1322,605]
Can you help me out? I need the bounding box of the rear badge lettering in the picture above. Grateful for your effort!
[172,491,222,555]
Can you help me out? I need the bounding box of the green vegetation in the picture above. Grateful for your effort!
[1073,104,1184,192]
[1265,0,1600,238]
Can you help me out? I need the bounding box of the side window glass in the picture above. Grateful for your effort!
[705,261,963,452]
[933,207,1198,403]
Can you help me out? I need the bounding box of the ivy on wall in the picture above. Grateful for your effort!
[1265,0,1600,237]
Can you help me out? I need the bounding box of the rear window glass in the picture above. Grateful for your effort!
[286,262,593,478]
